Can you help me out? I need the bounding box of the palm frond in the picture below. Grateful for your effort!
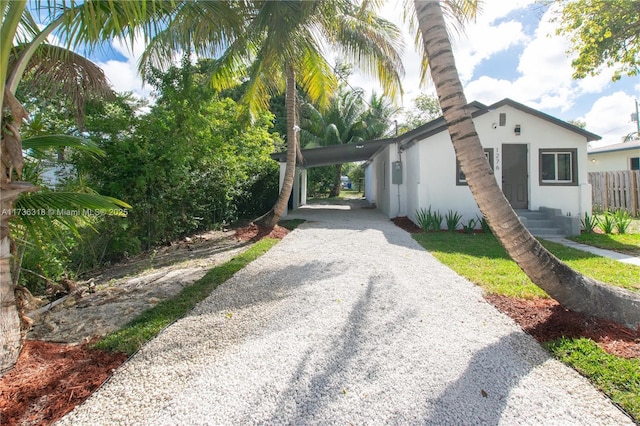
[139,1,248,78]
[22,134,105,159]
[9,43,113,127]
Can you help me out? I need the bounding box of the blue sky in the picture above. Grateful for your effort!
[77,0,638,148]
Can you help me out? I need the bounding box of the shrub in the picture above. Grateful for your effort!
[463,218,477,234]
[431,210,444,232]
[581,212,598,234]
[612,209,632,234]
[477,215,491,234]
[416,207,434,231]
[597,211,616,234]
[445,210,463,232]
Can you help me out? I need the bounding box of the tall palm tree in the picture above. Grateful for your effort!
[1,0,171,375]
[413,1,640,328]
[301,87,396,197]
[200,0,404,229]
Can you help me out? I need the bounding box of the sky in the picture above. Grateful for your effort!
[80,0,639,149]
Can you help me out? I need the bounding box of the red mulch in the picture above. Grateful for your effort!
[392,216,423,234]
[0,341,127,425]
[485,294,640,358]
[1,219,637,425]
[234,224,290,242]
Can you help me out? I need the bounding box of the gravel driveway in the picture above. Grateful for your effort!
[58,201,633,425]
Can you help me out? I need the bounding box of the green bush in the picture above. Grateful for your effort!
[581,212,598,234]
[445,210,462,232]
[613,209,632,234]
[598,211,616,234]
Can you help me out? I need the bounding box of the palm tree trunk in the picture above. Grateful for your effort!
[330,163,343,198]
[254,64,298,230]
[0,182,36,375]
[415,1,640,329]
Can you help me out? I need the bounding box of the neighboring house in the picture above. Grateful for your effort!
[587,140,640,172]
[364,98,600,236]
[271,98,600,236]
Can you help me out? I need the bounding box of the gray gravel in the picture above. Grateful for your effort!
[58,201,634,425]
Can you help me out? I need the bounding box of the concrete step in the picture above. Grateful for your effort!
[528,227,567,237]
[516,210,567,237]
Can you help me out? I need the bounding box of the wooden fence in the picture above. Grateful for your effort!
[588,170,640,215]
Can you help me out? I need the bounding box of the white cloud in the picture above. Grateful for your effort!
[463,4,619,114]
[95,34,153,100]
[453,20,528,82]
[580,91,637,147]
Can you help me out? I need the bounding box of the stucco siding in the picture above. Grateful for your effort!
[367,101,594,224]
[588,149,640,172]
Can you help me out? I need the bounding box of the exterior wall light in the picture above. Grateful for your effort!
[514,124,521,136]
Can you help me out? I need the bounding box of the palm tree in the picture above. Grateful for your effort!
[413,1,640,328]
[1,0,168,374]
[200,0,404,229]
[301,87,396,197]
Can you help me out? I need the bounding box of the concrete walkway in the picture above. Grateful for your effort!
[546,236,640,266]
[60,201,634,425]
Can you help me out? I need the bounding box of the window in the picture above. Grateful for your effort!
[456,149,494,186]
[539,149,577,185]
[631,157,639,170]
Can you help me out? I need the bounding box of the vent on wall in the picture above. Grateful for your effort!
[499,113,506,126]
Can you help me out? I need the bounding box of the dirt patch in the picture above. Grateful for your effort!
[27,229,249,344]
[234,224,290,241]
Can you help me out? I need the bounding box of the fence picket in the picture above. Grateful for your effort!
[588,170,640,215]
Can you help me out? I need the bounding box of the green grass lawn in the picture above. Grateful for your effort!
[413,233,640,297]
[569,233,640,257]
[412,231,640,420]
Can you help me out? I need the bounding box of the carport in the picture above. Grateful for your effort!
[270,138,395,213]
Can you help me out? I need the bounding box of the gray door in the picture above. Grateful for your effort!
[502,144,528,209]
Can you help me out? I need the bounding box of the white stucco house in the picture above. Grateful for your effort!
[587,140,640,172]
[271,98,601,236]
[363,99,600,236]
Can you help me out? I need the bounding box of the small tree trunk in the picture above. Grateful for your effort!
[254,64,298,230]
[329,163,342,198]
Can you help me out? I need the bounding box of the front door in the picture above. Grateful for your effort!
[502,144,528,209]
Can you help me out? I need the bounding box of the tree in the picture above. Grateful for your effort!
[1,0,171,375]
[301,87,396,197]
[400,92,441,132]
[413,1,640,329]
[200,0,404,229]
[554,0,640,81]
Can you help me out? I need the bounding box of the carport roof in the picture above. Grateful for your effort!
[270,138,395,168]
[270,98,602,167]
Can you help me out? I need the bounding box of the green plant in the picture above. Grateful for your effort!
[598,211,616,234]
[445,210,462,232]
[431,210,443,232]
[580,212,598,234]
[613,209,632,234]
[477,215,491,234]
[462,218,476,234]
[415,207,434,231]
